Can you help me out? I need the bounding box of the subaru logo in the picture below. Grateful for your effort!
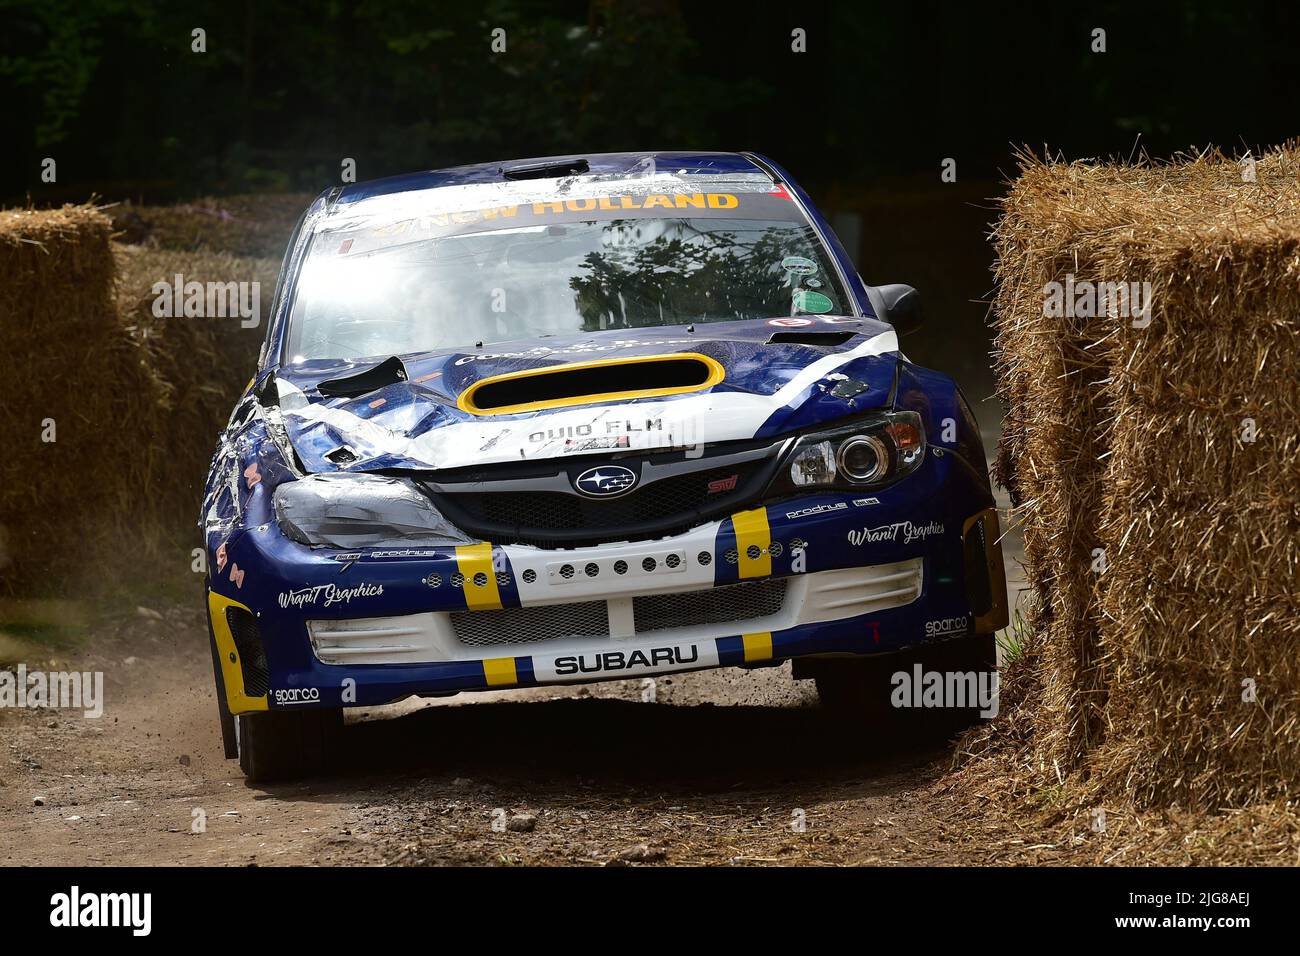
[573,465,638,498]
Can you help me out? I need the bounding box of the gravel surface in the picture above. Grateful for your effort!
[0,604,1022,866]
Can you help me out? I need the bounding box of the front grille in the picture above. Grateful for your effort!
[435,461,763,548]
[225,607,269,697]
[446,579,787,649]
[634,579,787,633]
[450,600,610,647]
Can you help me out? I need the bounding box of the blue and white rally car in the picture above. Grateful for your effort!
[202,152,1007,780]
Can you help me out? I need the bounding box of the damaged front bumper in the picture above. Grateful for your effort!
[207,449,1007,715]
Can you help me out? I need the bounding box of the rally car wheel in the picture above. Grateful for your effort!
[236,708,343,783]
[812,656,898,720]
[813,633,998,735]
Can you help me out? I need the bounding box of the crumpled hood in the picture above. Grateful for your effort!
[273,319,900,473]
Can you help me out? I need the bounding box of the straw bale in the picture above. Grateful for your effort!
[981,145,1300,808]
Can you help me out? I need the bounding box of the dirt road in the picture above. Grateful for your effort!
[0,597,1051,867]
[0,472,1037,867]
[0,513,1283,869]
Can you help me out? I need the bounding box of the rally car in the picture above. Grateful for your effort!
[202,151,1007,781]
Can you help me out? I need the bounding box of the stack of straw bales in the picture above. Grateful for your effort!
[0,205,271,598]
[990,146,1300,808]
[0,206,162,595]
[109,193,311,259]
[113,245,278,529]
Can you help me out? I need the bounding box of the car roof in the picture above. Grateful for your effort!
[333,151,772,206]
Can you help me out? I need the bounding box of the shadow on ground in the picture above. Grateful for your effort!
[291,696,959,797]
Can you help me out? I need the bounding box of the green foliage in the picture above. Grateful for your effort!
[996,608,1032,665]
[0,0,117,146]
[1,1,1298,200]
[1,0,753,196]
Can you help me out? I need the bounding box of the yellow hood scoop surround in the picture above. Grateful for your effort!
[458,353,724,416]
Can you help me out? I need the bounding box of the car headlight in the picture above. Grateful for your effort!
[274,474,472,549]
[774,411,926,494]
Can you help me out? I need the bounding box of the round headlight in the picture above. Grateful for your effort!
[836,435,889,483]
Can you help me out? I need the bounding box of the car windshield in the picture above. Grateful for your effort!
[285,176,851,362]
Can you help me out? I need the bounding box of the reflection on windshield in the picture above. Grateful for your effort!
[286,218,847,362]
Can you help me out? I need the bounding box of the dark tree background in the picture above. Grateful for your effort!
[3,0,1296,199]
[2,0,1296,399]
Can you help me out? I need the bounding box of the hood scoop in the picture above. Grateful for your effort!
[459,353,724,416]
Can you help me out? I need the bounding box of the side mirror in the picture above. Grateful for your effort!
[866,283,922,336]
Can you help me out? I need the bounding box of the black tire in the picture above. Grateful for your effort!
[814,633,999,735]
[812,654,899,719]
[237,708,343,783]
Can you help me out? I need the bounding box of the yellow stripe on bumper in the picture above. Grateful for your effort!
[456,542,503,610]
[483,657,518,687]
[742,631,773,663]
[732,507,772,578]
[207,590,268,714]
